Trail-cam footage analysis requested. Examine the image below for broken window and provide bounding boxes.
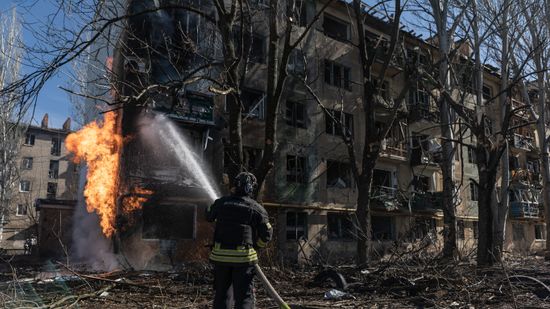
[143,203,197,239]
[225,89,266,119]
[21,157,33,170]
[19,180,30,192]
[51,137,61,156]
[324,60,351,90]
[406,48,427,66]
[371,216,394,240]
[49,160,59,179]
[288,49,306,76]
[243,147,262,172]
[16,204,27,216]
[250,34,265,64]
[292,0,308,27]
[457,220,465,239]
[326,160,352,188]
[325,109,353,137]
[512,224,524,241]
[467,147,476,164]
[408,87,430,107]
[285,101,306,128]
[413,175,430,192]
[535,224,545,240]
[527,159,540,175]
[47,182,57,199]
[327,213,354,240]
[286,211,307,240]
[323,14,350,41]
[373,169,392,187]
[473,221,478,239]
[412,217,436,240]
[287,155,307,184]
[470,182,479,201]
[24,133,35,146]
[482,84,492,100]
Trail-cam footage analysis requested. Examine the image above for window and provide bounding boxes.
[51,137,61,156]
[535,225,545,240]
[325,109,353,137]
[19,180,30,192]
[409,87,430,107]
[250,34,265,64]
[288,49,306,76]
[413,175,430,192]
[412,217,436,240]
[406,48,427,65]
[371,216,394,240]
[293,0,308,27]
[326,160,352,188]
[287,155,306,183]
[470,182,479,201]
[285,101,306,128]
[323,14,349,41]
[467,147,476,164]
[286,212,307,240]
[49,160,59,179]
[512,224,524,241]
[143,204,197,239]
[457,220,465,239]
[373,169,393,188]
[47,182,57,199]
[24,133,35,146]
[324,60,351,90]
[482,84,492,100]
[225,89,265,119]
[21,157,33,170]
[243,147,262,172]
[16,204,27,216]
[473,221,478,239]
[327,213,354,240]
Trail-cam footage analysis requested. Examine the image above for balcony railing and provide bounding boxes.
[407,106,440,123]
[381,139,407,158]
[372,185,397,199]
[410,192,443,212]
[510,201,540,218]
[509,133,533,150]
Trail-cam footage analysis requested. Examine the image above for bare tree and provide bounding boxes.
[0,8,23,242]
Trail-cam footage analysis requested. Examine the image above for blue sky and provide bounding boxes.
[0,1,72,129]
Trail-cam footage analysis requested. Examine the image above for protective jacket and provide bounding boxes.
[206,194,272,265]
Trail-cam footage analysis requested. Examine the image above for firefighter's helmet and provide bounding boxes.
[234,172,257,196]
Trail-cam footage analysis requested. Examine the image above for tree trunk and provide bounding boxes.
[440,97,457,259]
[356,166,374,265]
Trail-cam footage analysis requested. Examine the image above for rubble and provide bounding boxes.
[1,254,549,308]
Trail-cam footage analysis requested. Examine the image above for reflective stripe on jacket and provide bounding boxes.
[209,242,258,264]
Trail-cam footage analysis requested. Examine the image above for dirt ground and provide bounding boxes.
[1,255,549,308]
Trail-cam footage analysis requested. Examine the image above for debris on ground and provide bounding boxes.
[0,255,549,308]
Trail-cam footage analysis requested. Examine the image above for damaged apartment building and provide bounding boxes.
[85,0,546,266]
[0,115,79,255]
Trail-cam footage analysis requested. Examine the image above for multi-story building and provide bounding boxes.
[83,0,546,266]
[0,114,79,254]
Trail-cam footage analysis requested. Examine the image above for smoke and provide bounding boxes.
[71,165,119,271]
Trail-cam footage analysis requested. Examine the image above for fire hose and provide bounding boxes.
[254,263,291,309]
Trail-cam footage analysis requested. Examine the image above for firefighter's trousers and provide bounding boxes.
[213,264,256,309]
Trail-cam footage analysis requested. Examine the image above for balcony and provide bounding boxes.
[407,106,440,123]
[381,139,407,159]
[509,133,533,150]
[410,192,443,212]
[510,201,540,219]
[511,99,529,119]
[371,186,400,211]
[372,185,397,199]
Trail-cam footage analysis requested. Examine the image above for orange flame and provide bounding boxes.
[66,111,150,237]
[122,187,153,213]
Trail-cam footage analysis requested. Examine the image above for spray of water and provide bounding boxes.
[144,113,220,201]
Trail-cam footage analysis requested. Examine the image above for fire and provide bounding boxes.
[66,111,150,237]
[122,187,153,213]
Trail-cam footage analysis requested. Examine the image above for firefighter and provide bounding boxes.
[206,172,273,309]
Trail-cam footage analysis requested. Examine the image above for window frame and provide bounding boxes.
[322,13,350,42]
[325,109,353,138]
[24,133,35,146]
[286,211,308,240]
[470,182,479,201]
[21,157,33,170]
[286,155,307,184]
[327,212,354,240]
[324,60,352,91]
[16,204,27,216]
[47,182,58,199]
[326,160,353,188]
[285,100,307,129]
[19,180,31,192]
[51,137,61,156]
[535,224,545,240]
